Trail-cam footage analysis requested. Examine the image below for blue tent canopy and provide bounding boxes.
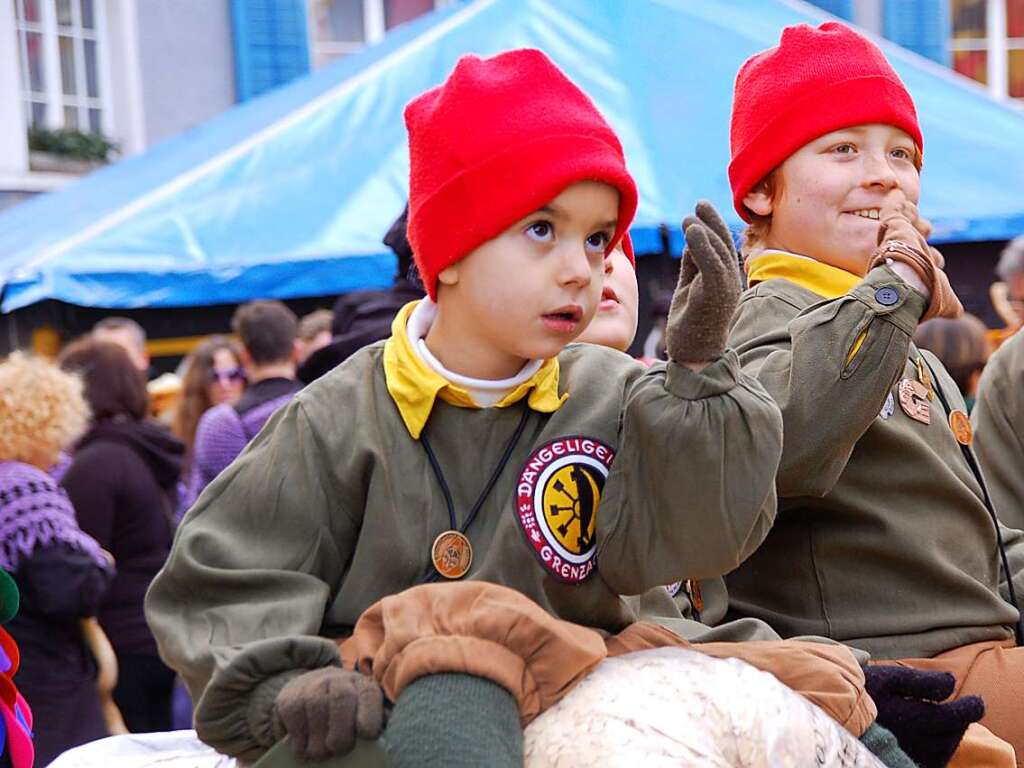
[2,0,1023,311]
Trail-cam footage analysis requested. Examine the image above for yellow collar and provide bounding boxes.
[383,300,568,439]
[747,250,860,299]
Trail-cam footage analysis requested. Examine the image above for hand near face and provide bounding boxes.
[910,214,946,269]
[871,190,963,320]
[877,189,930,255]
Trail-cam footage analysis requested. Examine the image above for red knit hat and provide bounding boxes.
[728,22,923,222]
[620,232,635,267]
[405,49,638,299]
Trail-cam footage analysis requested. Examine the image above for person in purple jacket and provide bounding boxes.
[186,301,304,508]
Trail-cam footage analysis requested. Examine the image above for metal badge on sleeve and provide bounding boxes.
[897,378,931,425]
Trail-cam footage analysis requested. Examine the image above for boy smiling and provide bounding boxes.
[722,22,1024,759]
[147,48,783,762]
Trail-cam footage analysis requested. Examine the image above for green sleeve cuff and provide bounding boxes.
[850,266,928,336]
[194,636,342,762]
[662,349,742,400]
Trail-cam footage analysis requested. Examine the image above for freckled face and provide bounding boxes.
[750,124,921,275]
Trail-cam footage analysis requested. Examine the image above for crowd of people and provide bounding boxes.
[0,195,439,765]
[4,18,1024,768]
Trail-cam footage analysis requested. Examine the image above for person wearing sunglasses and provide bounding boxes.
[172,337,246,483]
[186,301,304,507]
[208,361,247,393]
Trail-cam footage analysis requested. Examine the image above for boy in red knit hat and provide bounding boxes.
[147,48,784,764]
[720,21,1024,764]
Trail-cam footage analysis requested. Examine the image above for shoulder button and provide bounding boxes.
[875,287,900,306]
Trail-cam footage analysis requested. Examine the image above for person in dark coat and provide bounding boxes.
[0,352,115,765]
[58,339,184,734]
[298,204,424,383]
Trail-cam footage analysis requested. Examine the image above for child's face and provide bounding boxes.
[745,124,920,275]
[576,245,639,352]
[436,181,619,375]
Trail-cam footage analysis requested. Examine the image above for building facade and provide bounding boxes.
[0,0,451,209]
[812,0,1023,101]
[0,0,1018,210]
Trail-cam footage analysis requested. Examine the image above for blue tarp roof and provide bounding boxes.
[2,0,1024,311]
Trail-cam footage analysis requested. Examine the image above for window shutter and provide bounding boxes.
[883,0,951,65]
[231,0,311,102]
[808,0,855,21]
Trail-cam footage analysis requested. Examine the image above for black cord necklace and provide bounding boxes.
[420,405,531,581]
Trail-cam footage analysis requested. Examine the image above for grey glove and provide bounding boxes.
[664,201,743,364]
[272,666,385,762]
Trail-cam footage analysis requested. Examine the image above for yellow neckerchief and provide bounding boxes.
[747,250,860,300]
[383,300,568,439]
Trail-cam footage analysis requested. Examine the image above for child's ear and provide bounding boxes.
[437,264,459,287]
[743,183,774,217]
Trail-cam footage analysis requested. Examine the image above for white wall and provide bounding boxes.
[135,0,236,147]
[0,2,30,179]
[852,0,884,34]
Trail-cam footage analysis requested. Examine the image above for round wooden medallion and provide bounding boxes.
[949,409,973,446]
[431,530,473,579]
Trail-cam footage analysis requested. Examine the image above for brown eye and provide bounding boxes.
[526,221,554,242]
[586,232,610,252]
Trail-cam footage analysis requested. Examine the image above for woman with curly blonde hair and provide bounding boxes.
[0,352,115,764]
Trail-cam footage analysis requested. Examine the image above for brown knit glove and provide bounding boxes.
[272,666,385,761]
[869,197,962,322]
[664,201,743,364]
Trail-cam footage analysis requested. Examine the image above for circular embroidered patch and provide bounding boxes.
[516,436,615,583]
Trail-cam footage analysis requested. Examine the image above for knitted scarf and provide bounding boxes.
[0,460,110,573]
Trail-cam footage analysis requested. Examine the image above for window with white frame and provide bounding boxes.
[308,0,454,68]
[14,0,109,133]
[950,0,1024,99]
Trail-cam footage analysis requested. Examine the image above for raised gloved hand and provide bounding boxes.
[869,191,962,322]
[272,665,385,762]
[864,664,984,768]
[664,201,743,365]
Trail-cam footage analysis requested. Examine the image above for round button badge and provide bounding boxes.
[949,409,973,446]
[431,530,473,579]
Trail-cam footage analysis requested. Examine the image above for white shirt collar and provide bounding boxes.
[407,299,543,406]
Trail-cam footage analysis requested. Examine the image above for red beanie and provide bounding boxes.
[728,22,922,222]
[405,49,638,299]
[620,232,635,267]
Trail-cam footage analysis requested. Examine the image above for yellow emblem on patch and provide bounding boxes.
[541,463,602,555]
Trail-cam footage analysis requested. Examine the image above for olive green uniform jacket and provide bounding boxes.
[145,341,782,760]
[724,264,1024,661]
[973,329,1024,530]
